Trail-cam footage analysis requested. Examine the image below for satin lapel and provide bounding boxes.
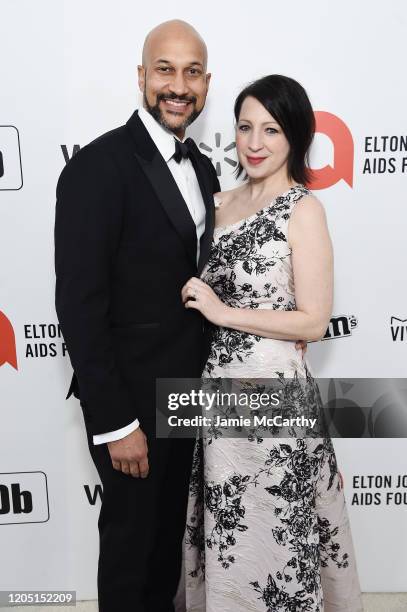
[134,150,197,265]
[127,111,197,266]
[188,142,215,276]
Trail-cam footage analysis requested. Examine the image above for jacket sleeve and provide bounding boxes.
[54,145,136,436]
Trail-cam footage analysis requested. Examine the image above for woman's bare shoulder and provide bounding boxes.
[214,186,244,208]
[292,192,327,222]
[288,192,330,246]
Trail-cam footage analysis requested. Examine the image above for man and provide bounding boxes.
[55,20,219,612]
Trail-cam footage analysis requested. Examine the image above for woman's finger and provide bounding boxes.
[185,299,200,311]
[181,284,195,302]
[189,286,200,300]
[181,279,196,296]
[191,278,207,290]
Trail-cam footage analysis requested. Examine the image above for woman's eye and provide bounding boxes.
[266,127,278,134]
[238,125,250,132]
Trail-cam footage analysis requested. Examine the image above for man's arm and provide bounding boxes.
[55,145,137,435]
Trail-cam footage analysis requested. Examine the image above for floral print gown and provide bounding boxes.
[184,185,363,612]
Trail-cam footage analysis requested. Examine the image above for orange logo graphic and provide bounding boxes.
[0,311,18,370]
[309,111,354,190]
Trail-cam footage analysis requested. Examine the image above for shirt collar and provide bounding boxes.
[138,106,183,163]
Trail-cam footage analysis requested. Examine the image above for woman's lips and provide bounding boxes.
[246,156,267,165]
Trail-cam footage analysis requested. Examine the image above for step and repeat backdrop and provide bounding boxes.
[1,0,406,600]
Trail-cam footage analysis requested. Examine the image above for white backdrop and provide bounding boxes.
[0,0,406,599]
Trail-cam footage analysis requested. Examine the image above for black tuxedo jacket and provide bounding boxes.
[55,110,220,436]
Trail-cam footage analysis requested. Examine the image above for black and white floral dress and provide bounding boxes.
[184,186,363,612]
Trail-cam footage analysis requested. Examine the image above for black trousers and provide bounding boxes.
[85,418,195,612]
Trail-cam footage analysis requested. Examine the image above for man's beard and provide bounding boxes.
[143,90,202,133]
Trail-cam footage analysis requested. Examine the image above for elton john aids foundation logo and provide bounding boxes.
[0,126,23,190]
[0,311,18,370]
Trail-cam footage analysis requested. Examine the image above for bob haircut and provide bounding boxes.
[234,74,315,184]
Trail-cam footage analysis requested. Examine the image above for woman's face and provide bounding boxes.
[235,96,291,181]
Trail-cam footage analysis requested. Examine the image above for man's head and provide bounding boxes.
[138,20,211,138]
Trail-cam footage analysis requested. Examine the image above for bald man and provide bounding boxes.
[55,20,219,612]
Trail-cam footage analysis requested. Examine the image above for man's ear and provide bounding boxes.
[137,65,145,93]
[205,72,212,90]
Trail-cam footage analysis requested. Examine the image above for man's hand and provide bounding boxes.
[295,339,307,357]
[107,427,149,478]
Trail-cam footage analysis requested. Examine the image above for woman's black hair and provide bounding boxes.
[234,74,315,184]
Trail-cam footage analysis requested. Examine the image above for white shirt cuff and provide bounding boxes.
[92,418,140,445]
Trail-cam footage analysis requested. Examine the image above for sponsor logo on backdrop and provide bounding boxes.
[0,311,18,370]
[61,144,80,164]
[309,111,354,190]
[390,316,406,341]
[1,316,69,365]
[84,484,103,505]
[24,323,68,358]
[322,315,358,340]
[363,135,407,175]
[352,474,407,507]
[0,126,23,190]
[199,133,237,177]
[0,472,49,524]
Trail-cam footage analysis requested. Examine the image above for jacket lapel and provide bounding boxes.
[126,111,197,266]
[187,139,215,275]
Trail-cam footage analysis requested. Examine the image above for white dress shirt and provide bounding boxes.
[93,107,207,445]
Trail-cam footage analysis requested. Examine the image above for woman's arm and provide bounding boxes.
[182,195,333,342]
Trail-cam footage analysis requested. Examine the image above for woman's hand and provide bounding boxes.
[182,277,229,326]
[295,340,307,357]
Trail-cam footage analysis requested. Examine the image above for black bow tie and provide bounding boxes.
[173,138,194,163]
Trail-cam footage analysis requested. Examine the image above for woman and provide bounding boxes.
[182,75,363,612]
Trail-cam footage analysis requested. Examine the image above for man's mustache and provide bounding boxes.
[157,93,197,104]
